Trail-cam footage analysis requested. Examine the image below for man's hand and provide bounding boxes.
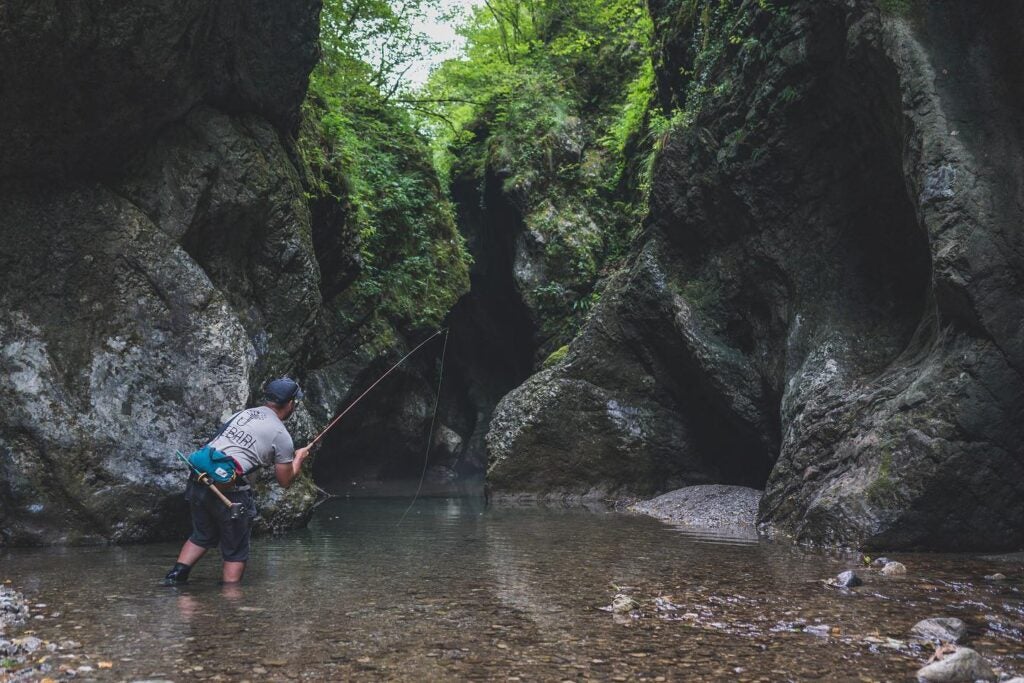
[276,446,312,489]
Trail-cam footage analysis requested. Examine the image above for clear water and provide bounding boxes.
[2,497,1022,681]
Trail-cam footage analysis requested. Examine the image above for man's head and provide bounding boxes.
[263,377,303,419]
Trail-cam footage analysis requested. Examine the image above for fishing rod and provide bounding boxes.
[307,327,449,449]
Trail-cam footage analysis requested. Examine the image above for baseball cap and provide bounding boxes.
[264,377,303,404]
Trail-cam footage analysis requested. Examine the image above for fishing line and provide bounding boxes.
[307,327,448,449]
[397,327,450,526]
[310,483,334,511]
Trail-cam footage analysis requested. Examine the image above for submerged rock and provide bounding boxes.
[832,571,863,588]
[610,594,639,614]
[881,561,908,577]
[915,646,995,682]
[11,636,42,654]
[910,618,967,644]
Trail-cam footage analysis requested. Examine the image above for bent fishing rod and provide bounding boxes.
[306,327,449,450]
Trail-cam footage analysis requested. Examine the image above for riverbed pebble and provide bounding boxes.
[882,561,907,576]
[610,594,638,613]
[910,618,967,644]
[0,586,29,633]
[984,573,1007,581]
[833,570,863,587]
[915,646,996,682]
[804,624,831,637]
[12,636,43,653]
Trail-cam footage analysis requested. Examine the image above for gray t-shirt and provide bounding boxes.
[209,406,295,474]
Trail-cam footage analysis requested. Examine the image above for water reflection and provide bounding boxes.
[1,498,1021,680]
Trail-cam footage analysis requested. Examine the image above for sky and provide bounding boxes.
[404,0,482,87]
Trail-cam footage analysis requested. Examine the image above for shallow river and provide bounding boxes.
[2,497,1022,681]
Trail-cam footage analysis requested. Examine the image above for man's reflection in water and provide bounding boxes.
[220,582,244,601]
[174,583,243,623]
[176,593,200,622]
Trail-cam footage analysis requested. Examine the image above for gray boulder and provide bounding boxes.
[915,647,995,682]
[882,561,908,577]
[0,1,322,544]
[910,618,967,644]
[833,570,863,588]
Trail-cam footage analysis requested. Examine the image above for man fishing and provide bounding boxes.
[162,377,311,585]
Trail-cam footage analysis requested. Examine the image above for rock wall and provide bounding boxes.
[487,0,1024,550]
[0,1,322,544]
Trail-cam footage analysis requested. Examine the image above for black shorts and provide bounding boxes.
[185,480,256,562]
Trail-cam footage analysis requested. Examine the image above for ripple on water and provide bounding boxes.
[0,497,1021,681]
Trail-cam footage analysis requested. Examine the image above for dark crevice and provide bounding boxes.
[439,170,539,474]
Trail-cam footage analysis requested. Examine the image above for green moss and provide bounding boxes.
[866,450,900,508]
[681,277,721,311]
[878,0,914,16]
[543,345,570,369]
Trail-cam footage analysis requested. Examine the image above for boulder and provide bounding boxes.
[882,562,908,577]
[915,647,995,682]
[0,1,322,544]
[910,618,967,644]
[833,570,863,588]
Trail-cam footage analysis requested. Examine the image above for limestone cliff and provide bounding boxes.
[0,1,325,544]
[486,0,1024,550]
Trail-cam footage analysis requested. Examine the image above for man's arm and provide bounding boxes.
[275,446,310,488]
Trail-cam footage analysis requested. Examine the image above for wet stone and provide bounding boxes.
[881,561,907,576]
[910,618,967,644]
[12,636,43,653]
[834,570,863,587]
[915,647,996,682]
[984,573,1006,581]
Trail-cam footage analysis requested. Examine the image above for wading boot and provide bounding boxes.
[161,562,192,586]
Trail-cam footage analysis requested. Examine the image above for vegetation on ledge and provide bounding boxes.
[418,0,660,355]
[297,0,471,341]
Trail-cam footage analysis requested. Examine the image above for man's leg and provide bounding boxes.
[222,561,246,583]
[219,490,252,584]
[163,482,218,585]
[178,540,208,565]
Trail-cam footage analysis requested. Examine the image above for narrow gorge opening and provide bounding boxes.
[310,169,538,494]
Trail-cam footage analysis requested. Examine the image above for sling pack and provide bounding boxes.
[185,411,244,485]
[186,445,241,485]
